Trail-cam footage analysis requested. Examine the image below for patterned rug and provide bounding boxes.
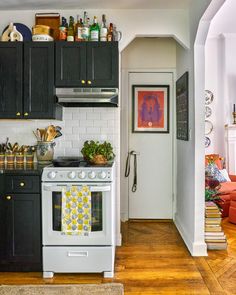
[0,284,124,295]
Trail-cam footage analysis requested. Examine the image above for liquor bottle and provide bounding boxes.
[90,16,100,41]
[75,15,83,41]
[107,23,114,42]
[59,17,68,41]
[67,16,75,41]
[82,11,89,41]
[100,14,108,42]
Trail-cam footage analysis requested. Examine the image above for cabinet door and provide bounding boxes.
[0,193,41,271]
[24,42,57,119]
[86,42,118,87]
[0,43,23,118]
[55,42,86,87]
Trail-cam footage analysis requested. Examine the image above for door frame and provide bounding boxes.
[120,68,177,221]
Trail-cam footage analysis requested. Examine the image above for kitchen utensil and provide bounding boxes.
[2,23,32,41]
[205,120,213,135]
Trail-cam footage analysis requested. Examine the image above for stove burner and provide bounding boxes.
[52,157,114,168]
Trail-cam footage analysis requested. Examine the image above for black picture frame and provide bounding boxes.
[176,72,189,141]
[132,84,170,133]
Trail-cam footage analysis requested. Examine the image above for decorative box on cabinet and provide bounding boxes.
[0,42,62,120]
[55,41,118,88]
[0,174,42,271]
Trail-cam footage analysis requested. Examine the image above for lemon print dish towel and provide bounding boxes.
[61,185,91,236]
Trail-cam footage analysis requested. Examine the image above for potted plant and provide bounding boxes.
[81,140,115,165]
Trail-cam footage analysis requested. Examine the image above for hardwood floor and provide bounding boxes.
[0,219,236,294]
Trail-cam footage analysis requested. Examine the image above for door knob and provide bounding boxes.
[81,80,85,84]
[16,112,21,116]
[20,182,25,187]
[6,196,12,200]
[24,112,29,116]
[87,80,92,85]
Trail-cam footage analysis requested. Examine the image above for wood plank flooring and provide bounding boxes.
[0,219,236,294]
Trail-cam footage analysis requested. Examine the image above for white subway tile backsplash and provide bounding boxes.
[87,113,101,120]
[86,127,100,134]
[0,107,119,161]
[79,120,93,127]
[72,127,87,134]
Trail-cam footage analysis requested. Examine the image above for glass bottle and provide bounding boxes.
[107,23,114,42]
[67,16,75,42]
[82,11,89,41]
[75,15,83,41]
[100,14,108,42]
[59,17,68,41]
[90,16,100,41]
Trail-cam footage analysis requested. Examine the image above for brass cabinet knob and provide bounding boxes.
[87,80,92,85]
[6,196,12,200]
[24,112,29,116]
[81,80,85,84]
[20,182,25,187]
[16,112,21,116]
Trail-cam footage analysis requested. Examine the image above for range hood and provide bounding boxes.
[56,88,118,107]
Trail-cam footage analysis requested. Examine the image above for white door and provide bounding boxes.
[128,72,173,219]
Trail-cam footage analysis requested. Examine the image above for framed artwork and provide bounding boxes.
[132,85,170,133]
[176,72,189,141]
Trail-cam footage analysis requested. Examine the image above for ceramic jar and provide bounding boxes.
[36,141,55,163]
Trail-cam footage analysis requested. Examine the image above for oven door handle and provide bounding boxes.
[43,185,111,192]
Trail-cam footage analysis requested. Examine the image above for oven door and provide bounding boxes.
[42,182,113,246]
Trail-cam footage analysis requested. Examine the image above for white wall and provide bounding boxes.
[120,37,176,220]
[175,0,215,256]
[205,0,236,157]
[0,9,189,50]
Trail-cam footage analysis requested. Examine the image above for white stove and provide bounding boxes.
[41,157,116,279]
[42,166,113,182]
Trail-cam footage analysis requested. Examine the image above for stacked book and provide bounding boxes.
[205,201,227,250]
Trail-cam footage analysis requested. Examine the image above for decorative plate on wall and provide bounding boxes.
[205,136,211,148]
[205,90,214,105]
[205,106,212,118]
[205,120,213,135]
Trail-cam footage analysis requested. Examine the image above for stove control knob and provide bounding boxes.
[98,171,107,179]
[88,171,96,179]
[78,171,86,179]
[68,171,76,179]
[48,171,56,179]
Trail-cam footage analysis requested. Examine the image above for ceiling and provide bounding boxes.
[0,0,192,10]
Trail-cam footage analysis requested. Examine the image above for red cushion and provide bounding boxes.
[205,154,223,170]
[229,205,236,224]
[219,194,231,201]
[230,192,236,201]
[219,182,236,194]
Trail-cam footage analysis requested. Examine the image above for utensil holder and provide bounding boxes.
[25,153,34,164]
[36,141,55,163]
[15,153,24,165]
[0,154,5,165]
[6,153,15,165]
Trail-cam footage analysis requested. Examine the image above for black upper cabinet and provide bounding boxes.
[24,42,60,119]
[55,42,118,88]
[0,43,23,119]
[0,42,62,120]
[55,42,86,87]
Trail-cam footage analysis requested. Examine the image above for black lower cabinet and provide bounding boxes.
[0,175,42,271]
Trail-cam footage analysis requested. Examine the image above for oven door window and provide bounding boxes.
[52,191,103,232]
